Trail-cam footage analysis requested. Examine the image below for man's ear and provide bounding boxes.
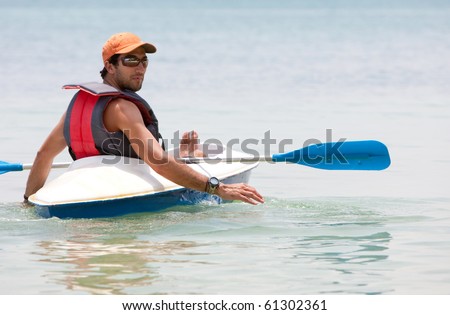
[105,61,116,74]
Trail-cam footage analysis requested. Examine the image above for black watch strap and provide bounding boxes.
[205,177,220,195]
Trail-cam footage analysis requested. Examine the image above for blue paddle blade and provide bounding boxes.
[272,140,390,170]
[0,161,24,174]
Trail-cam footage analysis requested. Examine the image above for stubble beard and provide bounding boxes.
[116,72,143,92]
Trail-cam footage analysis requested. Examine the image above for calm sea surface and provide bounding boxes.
[1,0,450,295]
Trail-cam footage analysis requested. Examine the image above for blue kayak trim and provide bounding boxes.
[34,170,251,219]
[35,188,219,219]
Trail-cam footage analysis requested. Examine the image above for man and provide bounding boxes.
[24,32,264,205]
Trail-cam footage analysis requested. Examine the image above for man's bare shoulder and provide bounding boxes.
[104,97,144,131]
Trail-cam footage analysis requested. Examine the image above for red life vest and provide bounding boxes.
[63,82,163,160]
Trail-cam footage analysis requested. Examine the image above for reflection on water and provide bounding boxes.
[30,199,395,294]
[31,227,393,294]
[294,232,391,265]
[34,235,197,294]
[273,198,393,267]
[263,198,395,294]
[288,231,392,294]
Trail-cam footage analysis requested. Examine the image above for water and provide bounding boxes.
[1,0,450,295]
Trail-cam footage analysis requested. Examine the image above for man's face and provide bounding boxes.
[113,47,148,92]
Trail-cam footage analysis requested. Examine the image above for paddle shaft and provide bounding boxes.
[2,162,72,172]
[1,140,390,173]
[23,162,72,170]
[182,156,274,164]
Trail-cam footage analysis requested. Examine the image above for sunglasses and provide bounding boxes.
[120,55,149,68]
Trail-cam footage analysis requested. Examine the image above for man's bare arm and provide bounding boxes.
[24,113,67,199]
[105,99,264,204]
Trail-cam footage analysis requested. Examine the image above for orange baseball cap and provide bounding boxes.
[102,32,157,63]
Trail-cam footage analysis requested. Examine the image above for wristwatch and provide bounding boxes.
[205,177,220,195]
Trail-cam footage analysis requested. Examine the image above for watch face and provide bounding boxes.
[210,177,220,186]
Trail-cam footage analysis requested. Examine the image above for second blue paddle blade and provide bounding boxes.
[0,161,24,174]
[272,140,391,170]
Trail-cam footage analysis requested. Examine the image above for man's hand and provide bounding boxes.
[180,130,205,158]
[216,183,264,205]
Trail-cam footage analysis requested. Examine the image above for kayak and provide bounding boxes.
[29,144,259,219]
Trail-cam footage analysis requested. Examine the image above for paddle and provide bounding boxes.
[183,140,390,170]
[0,161,71,175]
[0,140,390,174]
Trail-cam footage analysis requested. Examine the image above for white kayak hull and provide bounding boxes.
[29,146,258,219]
